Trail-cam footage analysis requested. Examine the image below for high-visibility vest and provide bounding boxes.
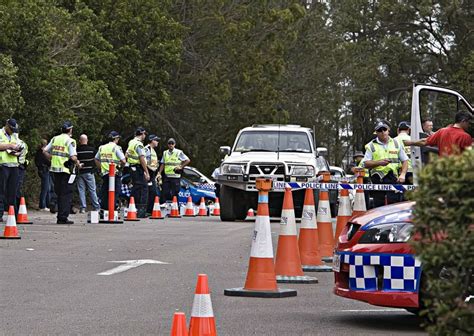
[395,132,412,172]
[0,128,20,166]
[365,138,401,178]
[98,142,121,176]
[163,149,182,178]
[126,138,143,165]
[50,133,75,174]
[145,145,159,171]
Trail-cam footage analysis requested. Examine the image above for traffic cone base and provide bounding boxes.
[99,210,124,224]
[224,286,297,298]
[1,206,21,239]
[17,197,33,224]
[302,264,333,272]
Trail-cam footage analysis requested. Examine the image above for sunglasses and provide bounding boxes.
[376,128,388,132]
[168,142,175,145]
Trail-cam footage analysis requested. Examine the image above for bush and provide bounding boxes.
[411,149,474,335]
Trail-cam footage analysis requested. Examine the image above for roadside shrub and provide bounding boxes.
[411,149,474,335]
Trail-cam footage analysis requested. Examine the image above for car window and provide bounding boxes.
[234,131,312,153]
[182,169,202,184]
[316,157,329,172]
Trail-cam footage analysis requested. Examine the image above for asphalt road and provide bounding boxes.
[1,211,426,335]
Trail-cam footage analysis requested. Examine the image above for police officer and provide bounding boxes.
[145,134,160,213]
[95,131,126,211]
[126,127,149,217]
[0,119,22,220]
[158,138,190,202]
[394,121,413,185]
[361,120,408,208]
[44,121,80,224]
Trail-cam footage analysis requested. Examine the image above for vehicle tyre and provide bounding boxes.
[220,185,236,221]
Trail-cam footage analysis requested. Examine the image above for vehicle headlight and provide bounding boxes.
[359,223,413,243]
[290,165,315,176]
[221,164,245,174]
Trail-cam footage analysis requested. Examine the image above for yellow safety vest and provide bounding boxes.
[145,145,159,171]
[50,133,76,174]
[163,149,182,178]
[366,138,401,178]
[0,128,19,166]
[394,132,412,172]
[98,142,121,176]
[126,138,143,165]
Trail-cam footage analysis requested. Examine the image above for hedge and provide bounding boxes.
[411,149,474,335]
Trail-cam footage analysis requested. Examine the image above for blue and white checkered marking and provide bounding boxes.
[339,252,421,292]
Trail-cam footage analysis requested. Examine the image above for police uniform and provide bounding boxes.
[0,119,21,219]
[362,121,408,208]
[45,122,77,224]
[145,134,160,213]
[96,131,125,210]
[160,138,189,202]
[126,128,148,216]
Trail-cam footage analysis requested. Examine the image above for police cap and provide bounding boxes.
[148,134,160,142]
[6,118,18,132]
[135,127,146,135]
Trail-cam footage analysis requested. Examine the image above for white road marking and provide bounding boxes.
[97,259,171,276]
[339,309,406,312]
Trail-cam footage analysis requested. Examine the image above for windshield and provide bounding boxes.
[234,131,312,153]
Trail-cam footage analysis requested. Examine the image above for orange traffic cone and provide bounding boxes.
[275,188,318,283]
[17,197,33,224]
[197,198,207,216]
[169,196,181,218]
[352,168,367,217]
[184,196,195,217]
[1,206,21,239]
[171,312,188,336]
[124,196,140,221]
[224,178,297,298]
[335,187,352,241]
[211,198,220,216]
[317,171,334,261]
[246,208,255,219]
[189,274,216,336]
[299,188,332,272]
[149,196,164,219]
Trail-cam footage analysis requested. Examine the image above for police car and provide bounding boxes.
[333,201,422,311]
[178,166,216,205]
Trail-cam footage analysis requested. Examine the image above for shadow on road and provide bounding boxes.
[333,313,425,334]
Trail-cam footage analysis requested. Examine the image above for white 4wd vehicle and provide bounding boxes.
[217,124,331,221]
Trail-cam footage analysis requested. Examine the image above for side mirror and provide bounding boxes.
[199,177,207,183]
[316,147,328,156]
[219,146,231,156]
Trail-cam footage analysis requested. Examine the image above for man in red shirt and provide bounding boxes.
[412,111,472,156]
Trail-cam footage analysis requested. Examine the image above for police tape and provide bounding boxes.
[272,181,416,192]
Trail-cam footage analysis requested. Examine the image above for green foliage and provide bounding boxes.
[0,54,24,117]
[410,150,474,335]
